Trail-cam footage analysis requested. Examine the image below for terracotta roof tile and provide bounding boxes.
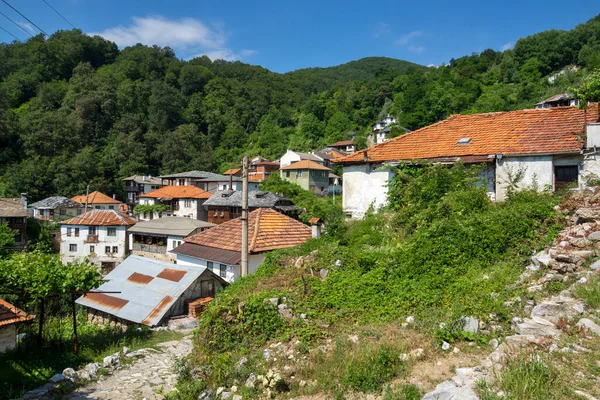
[280,160,332,171]
[140,185,212,199]
[330,140,354,146]
[180,208,312,256]
[62,210,137,226]
[0,298,34,327]
[335,104,600,165]
[72,191,122,205]
[223,168,241,175]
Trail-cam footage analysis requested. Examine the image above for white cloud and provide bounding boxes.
[396,30,425,53]
[90,16,256,61]
[373,22,391,38]
[17,21,36,34]
[501,41,514,51]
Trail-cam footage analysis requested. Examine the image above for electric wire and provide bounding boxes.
[0,9,32,37]
[41,0,75,29]
[1,0,48,36]
[0,23,19,40]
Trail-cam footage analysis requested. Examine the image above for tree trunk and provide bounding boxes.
[37,298,45,348]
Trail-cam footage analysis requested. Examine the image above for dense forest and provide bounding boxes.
[0,14,599,202]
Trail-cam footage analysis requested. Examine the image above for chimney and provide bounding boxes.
[113,194,116,199]
[309,217,322,239]
[20,193,27,209]
[363,150,369,163]
[586,123,600,149]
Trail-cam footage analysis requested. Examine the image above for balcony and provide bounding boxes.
[133,243,167,254]
[85,234,99,243]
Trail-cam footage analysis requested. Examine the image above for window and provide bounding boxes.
[285,171,290,178]
[60,209,66,216]
[178,179,185,186]
[90,245,95,253]
[95,205,101,209]
[555,165,579,191]
[108,205,114,210]
[112,246,118,253]
[105,246,111,254]
[207,261,214,271]
[220,264,227,278]
[296,171,303,178]
[67,227,72,237]
[69,244,77,252]
[151,185,159,189]
[74,228,79,237]
[184,199,192,208]
[107,228,116,236]
[89,226,97,235]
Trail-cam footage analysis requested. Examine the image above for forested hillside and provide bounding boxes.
[0,14,599,202]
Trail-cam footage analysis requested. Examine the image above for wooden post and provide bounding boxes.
[37,298,44,348]
[72,293,78,353]
[241,156,249,277]
[85,180,92,213]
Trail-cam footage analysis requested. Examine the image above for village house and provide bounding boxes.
[71,191,126,212]
[122,175,163,209]
[0,299,34,352]
[202,190,301,224]
[159,171,260,193]
[29,196,82,221]
[280,160,332,196]
[279,150,327,168]
[0,197,28,249]
[534,93,579,109]
[336,104,600,218]
[76,255,227,327]
[128,217,215,261]
[249,159,280,182]
[328,139,356,154]
[60,210,137,272]
[137,186,212,221]
[173,208,312,282]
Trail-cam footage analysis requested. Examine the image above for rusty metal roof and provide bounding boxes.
[61,210,136,226]
[76,255,227,326]
[0,298,34,327]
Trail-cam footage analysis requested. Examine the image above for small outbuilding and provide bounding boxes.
[76,255,227,327]
[0,299,34,352]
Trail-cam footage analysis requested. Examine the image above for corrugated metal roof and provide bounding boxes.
[122,175,163,185]
[76,255,227,326]
[128,217,215,236]
[61,210,136,226]
[172,243,242,265]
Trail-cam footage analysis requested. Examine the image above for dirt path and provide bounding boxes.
[67,335,193,400]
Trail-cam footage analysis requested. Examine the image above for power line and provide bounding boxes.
[0,23,19,41]
[1,0,48,36]
[41,0,75,29]
[0,10,32,37]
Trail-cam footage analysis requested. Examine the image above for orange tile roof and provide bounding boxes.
[327,149,347,159]
[72,191,123,205]
[330,139,354,146]
[223,168,241,176]
[140,185,212,199]
[0,298,34,327]
[183,208,312,254]
[62,210,137,226]
[335,104,600,165]
[280,160,332,171]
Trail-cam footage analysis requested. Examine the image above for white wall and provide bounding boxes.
[60,224,128,266]
[0,324,16,352]
[87,203,121,211]
[138,198,204,220]
[583,151,600,185]
[280,150,301,168]
[342,164,395,218]
[176,252,266,283]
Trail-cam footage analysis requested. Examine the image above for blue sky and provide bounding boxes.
[0,0,599,73]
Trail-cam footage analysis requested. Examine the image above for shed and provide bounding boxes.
[76,255,227,327]
[0,299,34,352]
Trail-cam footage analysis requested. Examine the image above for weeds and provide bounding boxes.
[574,274,600,308]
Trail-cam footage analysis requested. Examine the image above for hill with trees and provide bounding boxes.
[0,14,599,201]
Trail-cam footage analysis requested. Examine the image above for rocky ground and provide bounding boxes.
[22,333,192,400]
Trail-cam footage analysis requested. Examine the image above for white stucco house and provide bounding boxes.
[29,196,83,221]
[71,191,126,212]
[279,150,326,168]
[60,210,137,272]
[137,185,212,221]
[159,171,259,193]
[336,104,600,218]
[172,208,313,283]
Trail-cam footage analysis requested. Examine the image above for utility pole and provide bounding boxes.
[241,156,249,277]
[85,180,93,213]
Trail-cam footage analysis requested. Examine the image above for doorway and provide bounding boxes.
[554,165,578,191]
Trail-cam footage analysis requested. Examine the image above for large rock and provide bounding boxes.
[588,231,600,241]
[576,318,600,335]
[530,297,584,324]
[514,317,562,337]
[460,316,479,333]
[576,208,600,222]
[422,380,479,400]
[532,251,553,267]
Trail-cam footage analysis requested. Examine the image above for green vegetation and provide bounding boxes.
[133,203,168,215]
[1,14,600,201]
[573,274,600,308]
[0,222,17,255]
[178,164,562,397]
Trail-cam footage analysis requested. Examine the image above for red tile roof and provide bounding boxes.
[330,139,354,146]
[0,299,34,327]
[72,191,122,205]
[335,104,600,165]
[223,168,241,176]
[62,210,137,226]
[180,208,312,255]
[140,185,212,199]
[280,160,332,171]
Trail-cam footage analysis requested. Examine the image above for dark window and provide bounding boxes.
[89,226,97,235]
[108,205,114,210]
[105,246,111,254]
[220,264,226,278]
[74,228,79,237]
[67,227,72,237]
[60,209,66,216]
[69,244,77,252]
[107,227,116,236]
[90,245,95,253]
[112,246,118,253]
[555,165,578,190]
[207,261,213,270]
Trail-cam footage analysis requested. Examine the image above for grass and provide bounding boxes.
[0,313,183,400]
[573,274,600,308]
